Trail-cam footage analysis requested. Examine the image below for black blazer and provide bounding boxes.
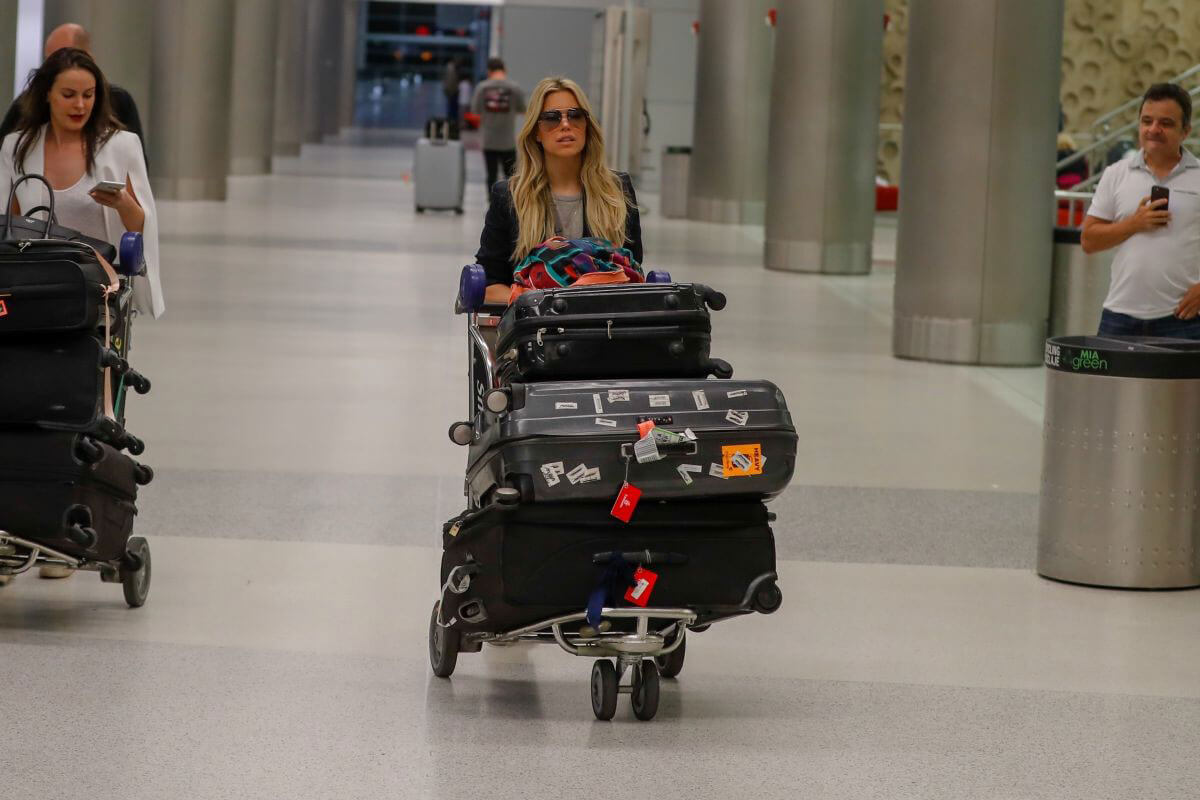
[475,171,643,286]
[0,84,147,168]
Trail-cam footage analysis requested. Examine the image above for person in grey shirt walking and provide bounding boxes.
[470,58,526,193]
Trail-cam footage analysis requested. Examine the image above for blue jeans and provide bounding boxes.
[1097,308,1200,339]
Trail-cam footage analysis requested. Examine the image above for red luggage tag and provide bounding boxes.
[611,482,642,522]
[637,420,656,438]
[0,299,7,317]
[624,566,658,607]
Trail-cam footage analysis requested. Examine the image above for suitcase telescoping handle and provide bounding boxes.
[3,174,57,241]
[592,550,689,567]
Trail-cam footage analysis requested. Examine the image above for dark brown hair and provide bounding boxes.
[14,47,120,175]
[1141,82,1192,129]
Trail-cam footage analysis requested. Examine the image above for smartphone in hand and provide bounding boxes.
[1151,185,1169,209]
[90,180,124,194]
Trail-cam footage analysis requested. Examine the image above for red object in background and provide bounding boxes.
[463,112,481,130]
[415,24,431,36]
[766,8,777,27]
[691,20,700,36]
[1056,200,1086,227]
[0,299,8,317]
[884,13,891,31]
[875,184,899,212]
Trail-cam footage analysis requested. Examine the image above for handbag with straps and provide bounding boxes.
[2,172,118,263]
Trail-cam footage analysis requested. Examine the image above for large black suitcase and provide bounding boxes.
[466,378,797,506]
[494,283,732,383]
[0,430,150,561]
[440,499,779,634]
[0,332,126,434]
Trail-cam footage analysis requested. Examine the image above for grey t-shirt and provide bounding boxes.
[470,77,527,151]
[553,194,584,240]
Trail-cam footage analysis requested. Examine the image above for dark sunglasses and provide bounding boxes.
[537,108,588,128]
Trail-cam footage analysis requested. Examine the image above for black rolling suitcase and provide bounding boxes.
[0,429,151,561]
[494,283,733,383]
[0,332,141,442]
[440,499,779,634]
[0,238,119,334]
[466,378,797,506]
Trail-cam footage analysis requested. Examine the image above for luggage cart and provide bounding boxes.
[0,232,153,607]
[431,266,783,721]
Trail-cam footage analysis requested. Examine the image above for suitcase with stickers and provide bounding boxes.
[494,283,733,384]
[465,378,797,507]
[439,498,780,635]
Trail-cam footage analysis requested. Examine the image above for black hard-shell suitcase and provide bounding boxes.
[440,499,778,634]
[494,283,733,383]
[0,429,150,561]
[466,378,797,506]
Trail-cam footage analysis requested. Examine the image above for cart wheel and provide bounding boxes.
[590,659,618,720]
[630,659,660,721]
[121,536,151,608]
[655,636,686,679]
[429,601,459,678]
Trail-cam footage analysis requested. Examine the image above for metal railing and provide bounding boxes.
[1055,189,1093,230]
[1090,63,1200,135]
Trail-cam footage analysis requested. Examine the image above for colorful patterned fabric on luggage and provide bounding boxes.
[513,236,643,289]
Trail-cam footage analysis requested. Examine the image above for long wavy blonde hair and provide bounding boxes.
[509,76,629,262]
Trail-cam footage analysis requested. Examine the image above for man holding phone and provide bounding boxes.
[1082,82,1200,337]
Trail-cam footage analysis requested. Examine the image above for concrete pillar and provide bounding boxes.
[892,0,1063,365]
[43,0,154,128]
[764,0,883,275]
[687,0,772,225]
[1,3,18,109]
[302,0,345,145]
[273,0,307,158]
[149,0,235,200]
[336,0,359,133]
[229,0,280,175]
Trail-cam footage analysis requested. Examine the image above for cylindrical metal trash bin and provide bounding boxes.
[1050,227,1112,337]
[1038,336,1200,588]
[660,146,690,219]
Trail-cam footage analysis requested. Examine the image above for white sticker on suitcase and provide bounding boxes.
[567,463,602,485]
[595,417,618,427]
[541,461,566,487]
[692,389,709,410]
[607,389,630,402]
[727,389,749,398]
[555,401,578,411]
[677,463,703,485]
[725,409,750,426]
[708,463,727,479]
[730,451,753,472]
[683,428,698,441]
[592,393,604,414]
[649,394,671,408]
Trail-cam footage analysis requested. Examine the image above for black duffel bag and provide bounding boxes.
[0,173,120,334]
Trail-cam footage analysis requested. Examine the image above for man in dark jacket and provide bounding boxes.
[0,23,146,164]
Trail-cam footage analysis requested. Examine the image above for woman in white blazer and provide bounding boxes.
[0,47,163,318]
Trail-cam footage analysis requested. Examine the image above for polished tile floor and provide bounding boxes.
[2,138,1198,800]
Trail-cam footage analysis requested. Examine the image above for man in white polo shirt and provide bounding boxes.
[1083,83,1200,338]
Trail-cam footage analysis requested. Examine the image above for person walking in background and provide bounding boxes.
[470,58,526,193]
[442,58,461,123]
[1082,82,1200,338]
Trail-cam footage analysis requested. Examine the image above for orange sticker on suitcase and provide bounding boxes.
[721,444,763,477]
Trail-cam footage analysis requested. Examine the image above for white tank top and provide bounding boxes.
[52,174,108,242]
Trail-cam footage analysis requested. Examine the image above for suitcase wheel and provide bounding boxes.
[654,636,686,679]
[134,463,154,486]
[121,536,151,608]
[448,421,474,446]
[695,284,727,311]
[630,660,661,721]
[708,358,734,380]
[751,580,783,615]
[455,208,464,215]
[590,659,618,720]
[416,206,425,214]
[122,433,146,456]
[128,370,152,395]
[74,436,104,464]
[429,601,460,678]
